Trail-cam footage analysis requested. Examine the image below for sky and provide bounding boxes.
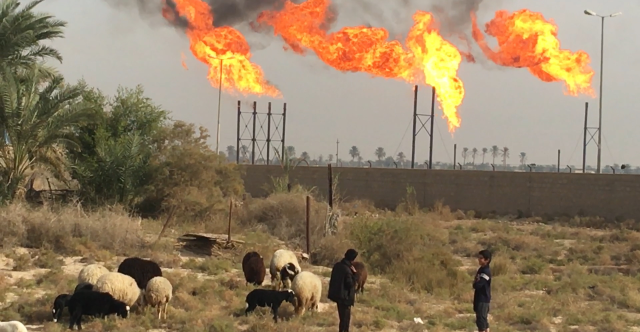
[38,0,640,167]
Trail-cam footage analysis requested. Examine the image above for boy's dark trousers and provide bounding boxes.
[337,302,351,332]
[474,302,490,331]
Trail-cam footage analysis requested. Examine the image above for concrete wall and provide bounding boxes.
[240,165,640,220]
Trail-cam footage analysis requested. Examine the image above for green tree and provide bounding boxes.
[0,0,66,75]
[501,147,510,167]
[0,66,100,200]
[396,152,406,165]
[139,121,243,219]
[349,146,360,161]
[471,148,478,165]
[286,146,296,158]
[491,145,499,164]
[462,147,468,165]
[300,151,310,160]
[519,152,527,168]
[70,85,168,206]
[226,145,236,162]
[375,147,386,161]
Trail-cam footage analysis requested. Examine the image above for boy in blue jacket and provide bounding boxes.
[473,249,492,332]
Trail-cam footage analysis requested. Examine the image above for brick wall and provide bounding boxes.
[240,165,640,220]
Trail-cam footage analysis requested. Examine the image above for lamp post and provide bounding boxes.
[213,56,236,155]
[583,9,621,173]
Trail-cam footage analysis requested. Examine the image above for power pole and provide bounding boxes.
[336,139,339,166]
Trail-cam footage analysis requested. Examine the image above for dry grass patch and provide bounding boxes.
[0,203,145,256]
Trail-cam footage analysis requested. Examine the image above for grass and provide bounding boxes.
[0,195,640,331]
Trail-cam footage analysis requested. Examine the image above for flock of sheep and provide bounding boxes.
[0,248,368,331]
[242,248,367,323]
[52,256,170,330]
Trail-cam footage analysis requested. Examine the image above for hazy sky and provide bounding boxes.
[38,0,639,167]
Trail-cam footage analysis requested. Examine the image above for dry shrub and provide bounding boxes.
[239,193,326,249]
[430,200,455,221]
[347,216,468,296]
[311,233,354,267]
[337,199,378,217]
[0,203,144,256]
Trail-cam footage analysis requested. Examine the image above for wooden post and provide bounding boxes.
[153,206,177,247]
[328,164,333,209]
[306,195,311,255]
[227,198,233,242]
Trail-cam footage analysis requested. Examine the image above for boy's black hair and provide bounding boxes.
[478,249,492,263]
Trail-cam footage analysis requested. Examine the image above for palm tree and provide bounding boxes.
[519,152,527,168]
[396,152,406,166]
[462,147,468,165]
[500,147,510,167]
[0,0,67,75]
[375,147,386,161]
[349,146,360,161]
[300,151,310,160]
[482,147,488,164]
[491,145,499,164]
[471,148,478,165]
[0,66,100,199]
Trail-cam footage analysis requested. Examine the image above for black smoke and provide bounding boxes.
[103,0,302,29]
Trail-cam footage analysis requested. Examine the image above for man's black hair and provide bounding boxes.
[478,249,492,263]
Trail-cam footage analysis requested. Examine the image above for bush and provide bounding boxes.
[0,203,144,256]
[346,216,468,296]
[239,193,327,250]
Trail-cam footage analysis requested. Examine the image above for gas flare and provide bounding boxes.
[257,0,464,132]
[162,0,280,97]
[471,9,594,96]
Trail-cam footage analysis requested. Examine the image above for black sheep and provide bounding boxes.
[74,282,94,293]
[51,283,97,323]
[117,257,162,290]
[242,251,265,286]
[279,262,298,289]
[52,294,71,322]
[67,290,129,330]
[245,288,295,323]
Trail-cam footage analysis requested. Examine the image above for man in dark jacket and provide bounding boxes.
[328,248,358,332]
[473,249,492,332]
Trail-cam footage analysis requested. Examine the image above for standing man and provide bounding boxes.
[473,249,492,332]
[328,248,358,332]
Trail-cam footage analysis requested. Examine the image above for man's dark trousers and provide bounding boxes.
[337,302,351,332]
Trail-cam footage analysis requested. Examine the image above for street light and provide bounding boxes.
[213,56,235,155]
[584,9,621,173]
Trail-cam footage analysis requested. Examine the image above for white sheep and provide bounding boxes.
[141,276,172,320]
[0,321,28,332]
[290,271,322,316]
[77,264,109,285]
[94,272,141,307]
[269,249,301,290]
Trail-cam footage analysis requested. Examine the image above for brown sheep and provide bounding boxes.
[352,261,368,295]
[242,251,266,286]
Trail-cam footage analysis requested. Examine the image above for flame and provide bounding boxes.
[257,0,464,132]
[162,0,280,97]
[471,9,594,96]
[181,52,188,70]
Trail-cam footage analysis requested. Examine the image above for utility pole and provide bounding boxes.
[336,139,339,166]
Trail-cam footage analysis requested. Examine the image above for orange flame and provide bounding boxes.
[471,9,594,96]
[181,52,188,70]
[257,0,464,132]
[162,0,280,97]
